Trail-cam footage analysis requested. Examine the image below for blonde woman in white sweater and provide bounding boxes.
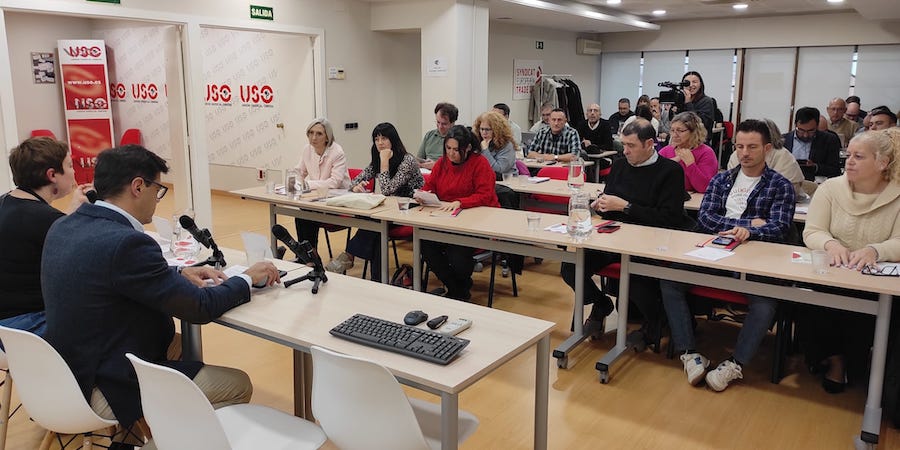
[802,128,900,394]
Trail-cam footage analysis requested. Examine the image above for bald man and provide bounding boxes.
[576,103,614,154]
[826,97,857,147]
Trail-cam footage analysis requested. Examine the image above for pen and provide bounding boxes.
[451,207,462,217]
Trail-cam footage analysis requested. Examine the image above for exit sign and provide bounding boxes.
[250,5,274,20]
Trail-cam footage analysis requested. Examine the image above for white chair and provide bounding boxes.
[0,350,11,450]
[310,345,479,450]
[125,353,326,450]
[0,326,118,450]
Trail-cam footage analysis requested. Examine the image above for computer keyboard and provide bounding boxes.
[330,313,470,365]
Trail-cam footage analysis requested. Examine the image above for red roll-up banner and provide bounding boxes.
[58,40,115,184]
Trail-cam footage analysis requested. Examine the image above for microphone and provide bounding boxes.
[179,215,214,249]
[272,224,311,264]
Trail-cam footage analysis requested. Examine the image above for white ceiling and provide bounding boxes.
[364,0,900,34]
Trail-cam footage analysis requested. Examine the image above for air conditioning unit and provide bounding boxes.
[576,38,602,56]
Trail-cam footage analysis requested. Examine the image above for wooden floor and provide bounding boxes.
[11,189,899,449]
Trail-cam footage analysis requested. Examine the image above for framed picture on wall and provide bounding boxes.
[32,52,56,84]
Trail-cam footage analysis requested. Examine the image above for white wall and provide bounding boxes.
[488,21,600,130]
[596,12,900,52]
[5,12,93,140]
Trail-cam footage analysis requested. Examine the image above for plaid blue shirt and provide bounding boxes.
[697,166,796,243]
[525,124,582,156]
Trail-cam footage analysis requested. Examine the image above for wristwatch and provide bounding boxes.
[623,202,632,214]
[554,154,559,161]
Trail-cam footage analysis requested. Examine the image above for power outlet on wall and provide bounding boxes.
[344,122,358,130]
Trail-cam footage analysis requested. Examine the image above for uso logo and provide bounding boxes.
[109,83,127,100]
[240,85,274,105]
[63,46,102,58]
[131,83,159,101]
[206,84,232,103]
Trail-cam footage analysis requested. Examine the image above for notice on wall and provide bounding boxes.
[58,39,115,183]
[425,56,448,77]
[513,59,542,100]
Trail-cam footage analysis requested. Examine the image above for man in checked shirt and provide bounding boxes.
[661,118,796,393]
[525,108,582,163]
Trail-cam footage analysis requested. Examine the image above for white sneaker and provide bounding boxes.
[706,360,743,392]
[680,352,710,386]
[325,252,354,273]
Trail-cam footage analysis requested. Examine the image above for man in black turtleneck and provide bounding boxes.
[561,118,690,346]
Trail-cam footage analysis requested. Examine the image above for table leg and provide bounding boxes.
[180,322,203,362]
[380,220,390,283]
[595,255,631,383]
[413,230,422,292]
[269,203,277,254]
[860,293,892,445]
[441,392,459,450]
[552,248,588,368]
[535,336,549,450]
[293,350,315,421]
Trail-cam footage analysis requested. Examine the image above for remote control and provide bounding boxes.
[438,318,472,336]
[426,315,448,329]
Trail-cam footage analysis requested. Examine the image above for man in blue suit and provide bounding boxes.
[42,146,280,447]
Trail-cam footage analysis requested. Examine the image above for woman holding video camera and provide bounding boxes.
[681,71,717,143]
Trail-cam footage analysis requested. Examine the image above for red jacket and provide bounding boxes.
[423,154,500,208]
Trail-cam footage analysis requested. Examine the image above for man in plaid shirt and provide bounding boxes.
[525,108,582,163]
[661,119,796,393]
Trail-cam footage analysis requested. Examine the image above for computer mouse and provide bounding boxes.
[404,310,428,326]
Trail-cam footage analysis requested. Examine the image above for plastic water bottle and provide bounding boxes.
[567,191,592,243]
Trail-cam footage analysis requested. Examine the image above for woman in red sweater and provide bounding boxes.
[415,125,499,301]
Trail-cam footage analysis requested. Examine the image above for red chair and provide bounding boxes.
[348,168,374,192]
[120,128,143,146]
[525,166,570,215]
[30,129,56,139]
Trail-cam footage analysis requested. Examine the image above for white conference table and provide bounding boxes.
[231,186,394,282]
[373,205,598,368]
[496,179,604,213]
[211,251,554,450]
[582,223,898,448]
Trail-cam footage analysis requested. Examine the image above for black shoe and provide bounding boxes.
[822,376,847,394]
[627,329,648,352]
[108,443,135,450]
[429,286,447,296]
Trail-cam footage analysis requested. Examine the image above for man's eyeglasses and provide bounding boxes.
[795,126,817,136]
[142,178,168,201]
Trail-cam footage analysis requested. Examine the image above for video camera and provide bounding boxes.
[658,80,690,106]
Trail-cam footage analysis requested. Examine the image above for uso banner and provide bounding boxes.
[58,39,115,183]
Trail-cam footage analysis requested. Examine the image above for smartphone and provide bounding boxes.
[711,236,735,246]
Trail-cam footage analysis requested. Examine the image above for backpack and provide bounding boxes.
[390,264,414,289]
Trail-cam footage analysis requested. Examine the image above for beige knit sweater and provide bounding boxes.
[803,175,900,262]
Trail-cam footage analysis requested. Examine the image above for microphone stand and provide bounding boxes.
[191,229,227,269]
[284,241,328,294]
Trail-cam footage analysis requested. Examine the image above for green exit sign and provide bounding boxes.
[250,5,274,20]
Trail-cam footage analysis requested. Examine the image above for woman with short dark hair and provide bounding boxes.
[0,137,91,336]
